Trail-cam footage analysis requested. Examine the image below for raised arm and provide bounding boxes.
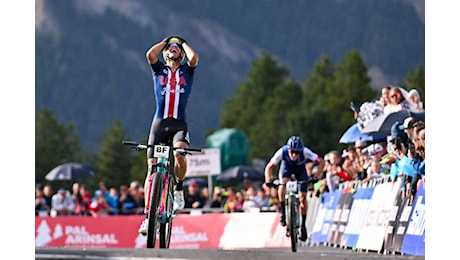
[181,42,199,68]
[146,37,169,64]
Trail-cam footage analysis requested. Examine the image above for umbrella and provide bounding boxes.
[45,162,96,181]
[339,123,385,144]
[216,165,264,186]
[360,110,425,136]
[183,177,208,188]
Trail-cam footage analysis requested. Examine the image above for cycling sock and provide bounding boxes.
[302,214,306,228]
[175,180,183,191]
[280,201,285,215]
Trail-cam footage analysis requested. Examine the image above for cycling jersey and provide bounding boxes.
[150,60,195,121]
[267,145,321,189]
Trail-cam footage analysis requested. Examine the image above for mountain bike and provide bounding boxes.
[267,177,312,252]
[122,140,202,248]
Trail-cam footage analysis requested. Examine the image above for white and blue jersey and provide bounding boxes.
[267,145,321,184]
[150,60,195,121]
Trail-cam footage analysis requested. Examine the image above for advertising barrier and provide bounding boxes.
[35,179,425,256]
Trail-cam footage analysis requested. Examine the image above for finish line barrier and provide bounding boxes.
[35,177,425,256]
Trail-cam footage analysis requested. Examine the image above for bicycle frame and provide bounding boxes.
[122,140,202,249]
[285,180,301,252]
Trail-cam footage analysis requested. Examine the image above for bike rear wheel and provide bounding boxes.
[288,196,298,252]
[147,170,162,248]
[159,175,175,248]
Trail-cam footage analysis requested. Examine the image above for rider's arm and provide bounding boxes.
[264,148,283,182]
[182,42,199,68]
[146,40,168,64]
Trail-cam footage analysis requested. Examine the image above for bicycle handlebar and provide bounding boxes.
[122,140,203,154]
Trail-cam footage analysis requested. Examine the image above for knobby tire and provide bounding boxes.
[159,175,175,248]
[289,196,298,252]
[147,170,162,248]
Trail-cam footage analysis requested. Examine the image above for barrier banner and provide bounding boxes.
[35,216,142,248]
[306,195,321,237]
[328,189,354,246]
[401,181,425,256]
[341,187,374,248]
[356,182,399,251]
[35,214,230,249]
[383,188,404,253]
[393,199,412,252]
[335,190,354,246]
[310,189,342,244]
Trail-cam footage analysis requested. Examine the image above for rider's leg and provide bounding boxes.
[139,157,156,235]
[173,141,188,185]
[278,177,290,226]
[299,191,308,227]
[173,141,188,210]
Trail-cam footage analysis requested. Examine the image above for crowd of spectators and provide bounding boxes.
[36,85,424,216]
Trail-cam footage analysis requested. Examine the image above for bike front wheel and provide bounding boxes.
[159,175,175,248]
[147,170,162,248]
[288,196,298,252]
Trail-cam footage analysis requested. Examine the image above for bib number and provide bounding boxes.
[286,181,297,192]
[154,145,170,159]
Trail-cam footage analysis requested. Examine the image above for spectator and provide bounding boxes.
[106,187,119,215]
[232,191,245,212]
[94,182,110,202]
[253,188,270,210]
[407,89,424,112]
[76,201,91,216]
[118,185,138,215]
[51,188,76,216]
[71,182,84,215]
[354,140,367,157]
[242,187,257,212]
[43,185,53,209]
[223,187,236,213]
[342,146,360,180]
[129,182,143,214]
[35,184,50,216]
[384,86,411,114]
[89,192,111,217]
[325,151,342,192]
[184,181,204,209]
[201,186,211,208]
[210,187,224,208]
[380,85,391,109]
[362,160,385,183]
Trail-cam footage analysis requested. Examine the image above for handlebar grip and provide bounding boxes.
[185,147,202,152]
[122,140,139,146]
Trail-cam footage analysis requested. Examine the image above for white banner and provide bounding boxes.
[186,148,221,177]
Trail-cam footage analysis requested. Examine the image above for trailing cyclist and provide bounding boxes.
[264,136,325,242]
[139,36,199,235]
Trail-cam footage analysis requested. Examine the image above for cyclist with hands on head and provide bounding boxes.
[139,36,199,236]
[264,136,325,242]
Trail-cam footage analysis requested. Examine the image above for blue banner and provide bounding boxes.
[341,187,374,248]
[401,181,425,256]
[310,189,342,244]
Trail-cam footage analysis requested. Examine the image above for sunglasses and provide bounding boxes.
[290,150,301,155]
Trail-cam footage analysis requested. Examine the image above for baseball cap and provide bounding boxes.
[355,140,367,148]
[58,188,66,194]
[399,117,415,130]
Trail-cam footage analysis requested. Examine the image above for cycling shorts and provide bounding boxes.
[147,117,190,159]
[279,163,309,192]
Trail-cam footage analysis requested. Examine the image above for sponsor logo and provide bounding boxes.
[36,220,119,247]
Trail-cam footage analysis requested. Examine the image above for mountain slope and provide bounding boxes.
[35,0,424,148]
